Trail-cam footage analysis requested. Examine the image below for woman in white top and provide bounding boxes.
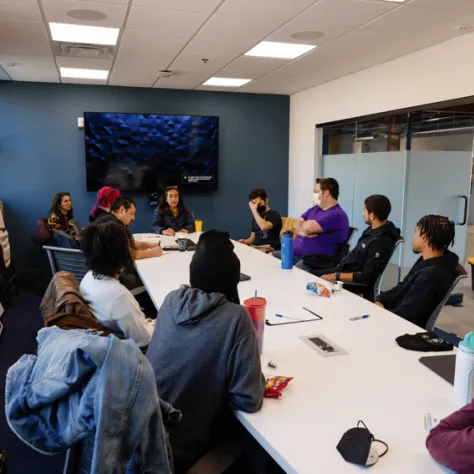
[79,220,154,347]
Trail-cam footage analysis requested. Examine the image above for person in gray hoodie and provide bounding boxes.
[146,230,265,473]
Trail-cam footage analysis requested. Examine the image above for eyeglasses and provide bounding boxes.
[165,186,178,190]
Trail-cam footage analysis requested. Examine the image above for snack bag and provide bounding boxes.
[264,376,294,398]
[306,282,332,297]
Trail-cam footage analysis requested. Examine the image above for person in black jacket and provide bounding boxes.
[306,195,400,299]
[376,215,458,329]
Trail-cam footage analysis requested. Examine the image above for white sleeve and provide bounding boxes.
[110,291,153,347]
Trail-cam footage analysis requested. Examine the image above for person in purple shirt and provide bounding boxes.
[274,178,349,267]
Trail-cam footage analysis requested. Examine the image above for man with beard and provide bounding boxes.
[376,214,458,328]
[305,195,400,300]
[239,188,282,251]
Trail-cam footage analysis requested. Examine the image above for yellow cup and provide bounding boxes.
[195,219,203,232]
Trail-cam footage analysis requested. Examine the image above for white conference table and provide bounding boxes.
[135,233,455,474]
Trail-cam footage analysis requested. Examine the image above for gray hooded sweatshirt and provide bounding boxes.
[146,286,265,468]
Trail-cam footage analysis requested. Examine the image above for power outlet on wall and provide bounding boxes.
[78,117,84,128]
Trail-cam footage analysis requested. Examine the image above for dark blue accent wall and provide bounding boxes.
[0,81,289,273]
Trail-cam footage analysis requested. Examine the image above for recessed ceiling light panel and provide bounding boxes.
[60,67,109,80]
[245,41,316,59]
[50,22,119,46]
[202,77,251,87]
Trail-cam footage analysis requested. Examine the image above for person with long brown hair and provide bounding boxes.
[47,192,78,248]
[151,186,195,236]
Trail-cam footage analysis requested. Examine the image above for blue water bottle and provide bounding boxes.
[280,232,294,270]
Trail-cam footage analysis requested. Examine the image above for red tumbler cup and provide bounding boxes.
[244,297,266,354]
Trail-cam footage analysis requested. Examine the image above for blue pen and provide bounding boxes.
[350,315,370,321]
[275,314,305,322]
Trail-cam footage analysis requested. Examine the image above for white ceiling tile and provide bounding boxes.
[294,0,400,28]
[169,52,235,76]
[69,0,128,4]
[410,0,474,12]
[154,73,212,89]
[0,21,51,55]
[126,7,208,34]
[0,54,59,82]
[41,0,128,28]
[218,57,287,79]
[109,63,158,87]
[132,0,223,13]
[218,0,317,21]
[182,34,256,56]
[119,30,191,60]
[299,28,403,64]
[199,14,283,40]
[364,5,464,32]
[115,48,176,66]
[0,2,42,21]
[56,55,113,69]
[267,22,351,47]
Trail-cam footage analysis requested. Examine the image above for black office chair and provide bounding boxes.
[425,263,468,332]
[373,237,405,300]
[338,226,358,260]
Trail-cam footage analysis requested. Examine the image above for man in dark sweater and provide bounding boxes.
[146,230,264,473]
[239,188,282,251]
[376,215,458,329]
[304,195,401,300]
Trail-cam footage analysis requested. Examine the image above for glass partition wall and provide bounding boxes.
[320,107,474,287]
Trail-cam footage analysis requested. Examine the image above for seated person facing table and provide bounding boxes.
[239,188,282,251]
[146,230,264,473]
[274,178,349,266]
[306,195,400,300]
[47,192,79,248]
[95,197,162,260]
[89,185,120,223]
[79,221,154,348]
[152,186,195,236]
[375,214,458,328]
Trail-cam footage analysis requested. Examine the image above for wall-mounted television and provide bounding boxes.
[84,112,219,193]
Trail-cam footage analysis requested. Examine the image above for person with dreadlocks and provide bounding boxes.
[375,214,458,328]
[47,192,79,248]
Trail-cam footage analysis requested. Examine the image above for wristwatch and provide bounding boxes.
[335,272,341,281]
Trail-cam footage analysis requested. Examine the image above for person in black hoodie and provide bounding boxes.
[305,195,401,299]
[146,230,265,473]
[375,214,458,328]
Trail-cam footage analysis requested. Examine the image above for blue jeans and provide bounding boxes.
[272,251,312,272]
[52,230,80,249]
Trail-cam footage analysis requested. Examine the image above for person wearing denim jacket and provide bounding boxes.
[5,327,174,474]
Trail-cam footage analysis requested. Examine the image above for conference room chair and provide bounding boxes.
[373,237,406,300]
[69,219,82,236]
[43,246,88,283]
[425,263,468,332]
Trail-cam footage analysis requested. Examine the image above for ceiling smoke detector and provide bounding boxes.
[157,70,173,78]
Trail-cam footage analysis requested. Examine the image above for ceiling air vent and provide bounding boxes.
[52,42,115,60]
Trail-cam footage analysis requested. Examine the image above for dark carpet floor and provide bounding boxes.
[0,292,65,474]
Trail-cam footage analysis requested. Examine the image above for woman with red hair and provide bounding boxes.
[89,186,120,223]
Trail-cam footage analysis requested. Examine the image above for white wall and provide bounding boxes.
[289,32,474,216]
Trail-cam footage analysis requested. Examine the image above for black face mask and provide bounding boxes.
[257,205,266,215]
[337,421,388,467]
